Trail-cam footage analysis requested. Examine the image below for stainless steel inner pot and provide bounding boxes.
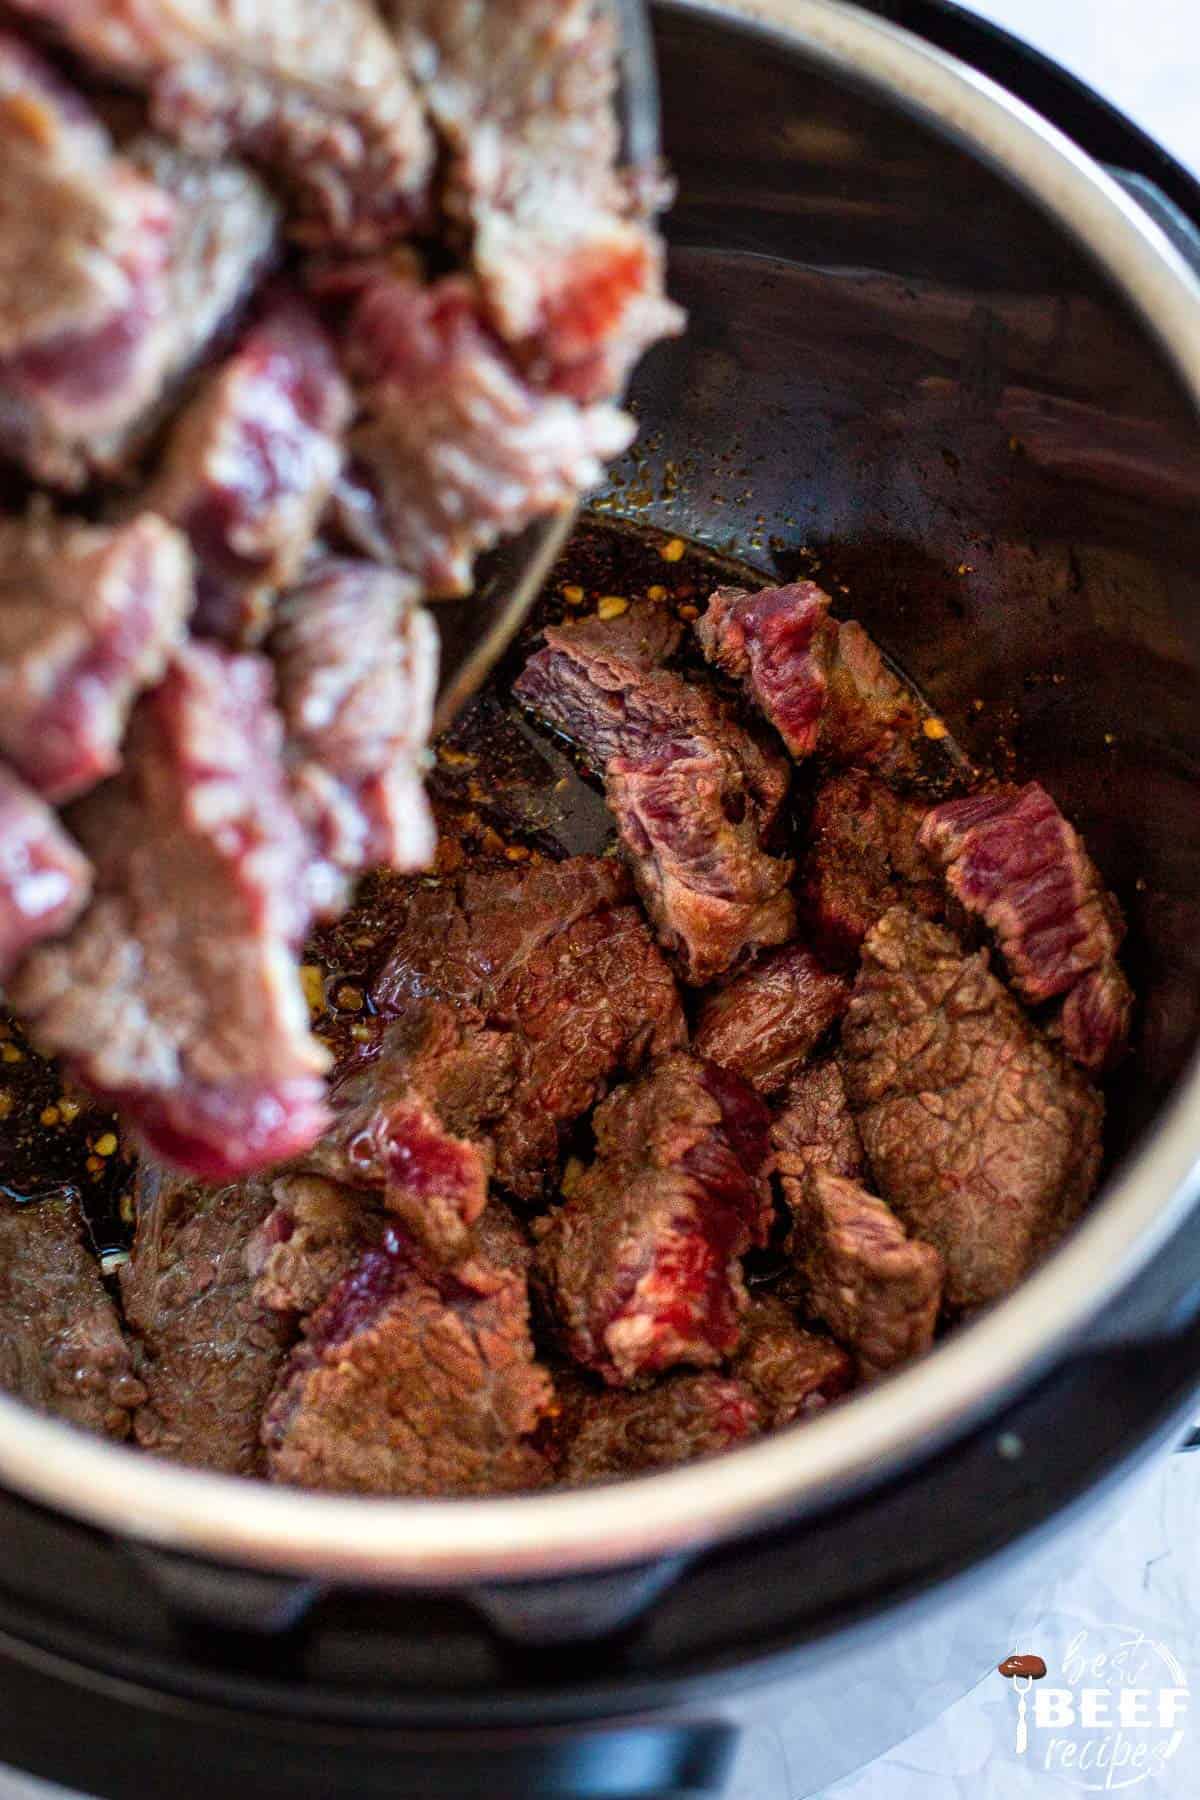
[3,0,1200,1585]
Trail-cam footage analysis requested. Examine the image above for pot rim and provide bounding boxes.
[4,0,1200,1585]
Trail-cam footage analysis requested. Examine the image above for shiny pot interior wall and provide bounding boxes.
[603,0,1200,1162]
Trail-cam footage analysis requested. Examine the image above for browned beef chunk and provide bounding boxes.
[823,621,921,777]
[516,609,794,982]
[392,0,683,401]
[533,1052,772,1386]
[247,1173,374,1317]
[1056,962,1135,1078]
[145,294,350,645]
[471,1198,535,1275]
[370,856,685,1200]
[561,1372,762,1485]
[802,771,943,964]
[732,1293,854,1427]
[919,783,1132,1072]
[697,581,834,759]
[0,36,177,488]
[0,766,91,978]
[693,943,849,1095]
[841,908,1104,1309]
[271,558,437,915]
[119,1163,291,1473]
[263,1224,554,1494]
[11,644,330,1180]
[0,512,190,802]
[0,1193,145,1438]
[331,265,634,595]
[790,1170,943,1380]
[310,1002,503,1262]
[11,0,433,248]
[696,582,920,776]
[771,1060,867,1191]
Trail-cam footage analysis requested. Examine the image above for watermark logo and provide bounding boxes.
[998,1628,1189,1789]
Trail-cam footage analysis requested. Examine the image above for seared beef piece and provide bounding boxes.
[247,1173,374,1317]
[561,1372,762,1484]
[802,771,943,964]
[606,746,797,987]
[732,1294,854,1427]
[11,0,433,248]
[0,36,176,488]
[696,583,920,776]
[771,1061,868,1191]
[0,511,191,802]
[145,294,350,645]
[392,0,683,401]
[120,1163,291,1474]
[790,1170,944,1380]
[823,621,921,777]
[263,1224,554,1495]
[271,558,437,915]
[697,581,834,759]
[332,265,633,595]
[471,1198,535,1276]
[310,1002,502,1262]
[693,943,849,1095]
[0,766,91,978]
[1056,961,1135,1078]
[11,644,330,1181]
[919,783,1132,1072]
[516,609,794,982]
[370,857,685,1200]
[0,1193,145,1438]
[840,908,1104,1309]
[533,1052,773,1386]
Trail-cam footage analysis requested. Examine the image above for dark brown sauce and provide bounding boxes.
[0,513,971,1251]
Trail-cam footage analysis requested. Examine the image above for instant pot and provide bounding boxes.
[1,3,1200,1795]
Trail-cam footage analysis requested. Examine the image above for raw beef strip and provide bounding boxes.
[10,0,433,248]
[248,1173,374,1317]
[392,0,683,400]
[0,766,91,979]
[0,1193,145,1439]
[0,35,176,488]
[561,1372,762,1485]
[771,1061,867,1193]
[919,782,1132,1072]
[693,943,849,1095]
[332,266,634,595]
[11,644,330,1180]
[310,1002,505,1262]
[697,581,834,759]
[841,908,1104,1309]
[533,1052,773,1386]
[263,1224,554,1495]
[733,1294,854,1427]
[802,771,943,964]
[370,856,685,1201]
[0,511,191,802]
[516,608,794,982]
[145,294,350,644]
[119,1163,291,1473]
[697,582,920,775]
[271,558,437,915]
[790,1170,944,1380]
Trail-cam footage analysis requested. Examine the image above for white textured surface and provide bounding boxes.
[0,3,1196,1797]
[969,0,1200,180]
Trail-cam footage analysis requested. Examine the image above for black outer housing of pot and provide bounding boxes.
[1,5,1200,1796]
